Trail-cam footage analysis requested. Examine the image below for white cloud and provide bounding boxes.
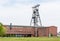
[0,0,60,32]
[0,5,32,26]
[40,1,60,32]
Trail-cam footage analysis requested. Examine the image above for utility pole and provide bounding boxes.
[30,4,42,37]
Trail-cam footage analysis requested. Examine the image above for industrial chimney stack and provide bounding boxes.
[10,23,12,30]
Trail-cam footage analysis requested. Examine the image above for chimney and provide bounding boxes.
[9,23,12,30]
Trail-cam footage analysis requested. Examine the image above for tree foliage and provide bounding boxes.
[0,22,6,36]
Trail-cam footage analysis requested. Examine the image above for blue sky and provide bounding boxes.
[0,0,60,32]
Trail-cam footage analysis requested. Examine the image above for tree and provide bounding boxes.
[0,22,6,36]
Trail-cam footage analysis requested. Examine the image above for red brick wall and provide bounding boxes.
[49,26,57,36]
[4,25,57,37]
[37,26,57,37]
[38,27,49,37]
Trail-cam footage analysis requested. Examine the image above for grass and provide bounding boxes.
[0,37,60,41]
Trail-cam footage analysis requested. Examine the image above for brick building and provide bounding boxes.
[4,25,57,37]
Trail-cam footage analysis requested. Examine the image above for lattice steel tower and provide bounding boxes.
[30,4,42,27]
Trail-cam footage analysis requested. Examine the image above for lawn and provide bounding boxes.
[0,37,60,41]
